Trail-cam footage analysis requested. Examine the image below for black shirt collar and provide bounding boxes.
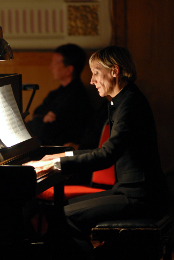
[111,82,134,106]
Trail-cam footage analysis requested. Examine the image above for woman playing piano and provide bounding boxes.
[25,45,169,260]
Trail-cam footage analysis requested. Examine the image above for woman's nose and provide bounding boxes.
[90,76,95,85]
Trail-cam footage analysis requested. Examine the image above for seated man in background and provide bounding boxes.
[27,43,93,146]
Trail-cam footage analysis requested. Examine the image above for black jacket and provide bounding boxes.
[61,83,168,204]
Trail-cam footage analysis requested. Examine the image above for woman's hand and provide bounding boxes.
[23,152,66,175]
[23,160,54,175]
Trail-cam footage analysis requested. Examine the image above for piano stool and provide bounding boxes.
[91,215,172,260]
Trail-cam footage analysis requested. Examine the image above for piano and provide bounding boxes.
[0,74,71,246]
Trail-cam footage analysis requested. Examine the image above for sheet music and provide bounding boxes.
[0,84,31,147]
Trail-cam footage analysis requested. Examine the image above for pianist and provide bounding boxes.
[25,45,169,260]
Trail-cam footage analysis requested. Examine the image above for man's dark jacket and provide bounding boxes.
[27,78,92,145]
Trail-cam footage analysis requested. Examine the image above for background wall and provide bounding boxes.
[0,0,173,174]
[113,0,174,173]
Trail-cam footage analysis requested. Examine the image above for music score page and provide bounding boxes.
[0,84,31,147]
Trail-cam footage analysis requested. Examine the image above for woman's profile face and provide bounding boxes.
[90,60,116,97]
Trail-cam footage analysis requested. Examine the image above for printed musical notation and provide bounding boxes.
[0,84,31,147]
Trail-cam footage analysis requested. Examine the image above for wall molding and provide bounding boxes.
[0,0,112,50]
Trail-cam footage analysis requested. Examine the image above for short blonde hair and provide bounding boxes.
[89,46,137,83]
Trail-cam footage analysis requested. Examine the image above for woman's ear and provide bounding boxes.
[111,65,119,77]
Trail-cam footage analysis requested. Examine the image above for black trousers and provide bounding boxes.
[44,190,152,260]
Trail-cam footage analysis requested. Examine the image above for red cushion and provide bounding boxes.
[64,185,105,200]
[98,123,110,147]
[37,185,105,201]
[37,187,54,201]
[92,165,115,186]
[91,123,115,186]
